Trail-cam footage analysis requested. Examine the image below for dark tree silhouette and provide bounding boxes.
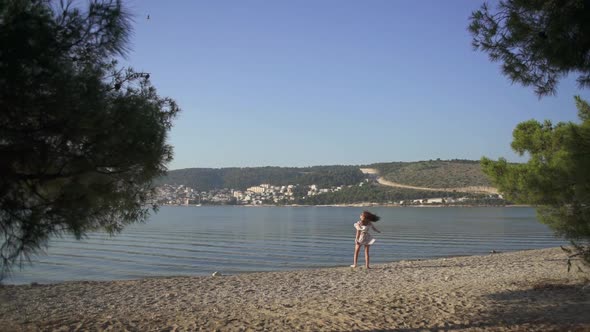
[0,0,179,278]
[481,97,590,264]
[470,0,590,264]
[469,0,590,96]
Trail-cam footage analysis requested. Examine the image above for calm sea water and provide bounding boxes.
[5,206,564,284]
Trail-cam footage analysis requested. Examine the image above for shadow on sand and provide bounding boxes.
[353,281,590,332]
[473,281,590,330]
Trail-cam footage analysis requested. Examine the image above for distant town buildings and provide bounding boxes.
[154,181,504,207]
[155,181,359,206]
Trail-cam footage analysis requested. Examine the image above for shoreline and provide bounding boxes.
[1,247,588,331]
[164,203,533,208]
[1,249,531,287]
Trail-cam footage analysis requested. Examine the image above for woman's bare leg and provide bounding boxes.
[364,245,370,269]
[352,244,361,267]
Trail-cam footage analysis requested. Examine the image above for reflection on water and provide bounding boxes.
[6,206,564,284]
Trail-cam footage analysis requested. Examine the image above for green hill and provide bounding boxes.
[158,160,504,205]
[158,160,494,192]
[301,184,458,205]
[369,159,491,188]
[158,166,365,191]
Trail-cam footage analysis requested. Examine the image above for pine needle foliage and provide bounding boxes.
[0,0,179,279]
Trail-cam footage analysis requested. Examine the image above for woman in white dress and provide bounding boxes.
[351,211,381,269]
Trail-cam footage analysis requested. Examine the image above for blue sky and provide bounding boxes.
[122,0,587,170]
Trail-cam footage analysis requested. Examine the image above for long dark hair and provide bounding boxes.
[362,210,380,222]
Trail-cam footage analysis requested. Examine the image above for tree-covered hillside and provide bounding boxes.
[158,160,505,206]
[370,160,491,188]
[299,184,458,205]
[159,166,365,191]
[159,160,495,192]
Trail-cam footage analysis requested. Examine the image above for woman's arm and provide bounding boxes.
[353,221,362,243]
[371,222,381,233]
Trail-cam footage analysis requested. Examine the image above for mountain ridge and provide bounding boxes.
[159,159,496,194]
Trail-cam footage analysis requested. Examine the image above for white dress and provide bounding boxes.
[354,221,376,246]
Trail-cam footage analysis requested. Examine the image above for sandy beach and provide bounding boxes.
[1,247,589,331]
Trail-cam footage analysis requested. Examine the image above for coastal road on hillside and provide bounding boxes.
[359,168,499,195]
